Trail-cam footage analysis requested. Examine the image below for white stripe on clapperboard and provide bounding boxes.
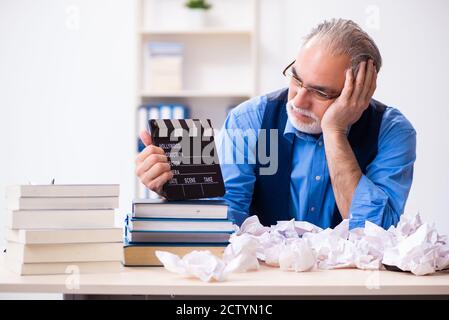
[200,119,213,137]
[171,119,184,137]
[159,119,210,138]
[185,119,198,137]
[156,119,168,137]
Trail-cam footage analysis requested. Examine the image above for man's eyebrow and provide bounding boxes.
[291,66,337,94]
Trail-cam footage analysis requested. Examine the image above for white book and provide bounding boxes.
[5,258,123,276]
[128,218,235,232]
[7,196,119,210]
[6,184,119,198]
[6,228,123,245]
[149,57,183,91]
[6,242,124,263]
[132,199,228,219]
[5,209,115,229]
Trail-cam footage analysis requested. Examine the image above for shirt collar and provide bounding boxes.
[283,117,323,143]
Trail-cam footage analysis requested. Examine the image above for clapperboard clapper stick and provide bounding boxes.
[149,119,225,200]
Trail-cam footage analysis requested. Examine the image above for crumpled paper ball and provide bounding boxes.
[156,213,449,281]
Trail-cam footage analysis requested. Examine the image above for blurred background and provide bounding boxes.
[1,0,448,285]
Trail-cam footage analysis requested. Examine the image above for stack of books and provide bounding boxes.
[4,184,123,275]
[124,199,234,266]
[143,41,184,92]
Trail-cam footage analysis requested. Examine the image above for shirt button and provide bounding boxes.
[315,175,321,181]
[318,141,323,146]
[310,207,315,212]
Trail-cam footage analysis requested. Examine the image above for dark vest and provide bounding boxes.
[250,88,386,227]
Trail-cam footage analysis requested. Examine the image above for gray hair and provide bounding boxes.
[303,18,382,75]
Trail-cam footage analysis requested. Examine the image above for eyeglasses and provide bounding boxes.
[282,60,340,101]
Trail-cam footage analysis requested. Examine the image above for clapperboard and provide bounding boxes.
[149,119,225,200]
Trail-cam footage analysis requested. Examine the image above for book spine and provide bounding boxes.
[137,105,148,153]
[172,104,189,119]
[158,104,172,119]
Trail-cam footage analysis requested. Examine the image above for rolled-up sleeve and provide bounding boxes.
[349,108,417,230]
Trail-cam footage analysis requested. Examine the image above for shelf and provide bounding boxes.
[135,0,259,199]
[140,28,253,36]
[141,90,252,98]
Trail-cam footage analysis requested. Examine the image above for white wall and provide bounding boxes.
[258,0,449,234]
[0,0,137,242]
[0,0,137,299]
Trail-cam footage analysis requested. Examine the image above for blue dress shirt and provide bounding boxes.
[217,92,416,230]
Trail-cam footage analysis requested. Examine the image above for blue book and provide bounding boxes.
[125,226,232,244]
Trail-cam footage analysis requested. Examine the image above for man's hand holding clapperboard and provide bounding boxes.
[136,119,225,200]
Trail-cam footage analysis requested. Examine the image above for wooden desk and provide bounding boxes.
[1,255,448,299]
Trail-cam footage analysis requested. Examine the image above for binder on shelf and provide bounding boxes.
[172,104,189,119]
[137,105,148,153]
[158,104,172,119]
[148,105,160,120]
[137,104,161,153]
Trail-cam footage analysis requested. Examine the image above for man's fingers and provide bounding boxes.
[351,60,367,102]
[139,130,152,147]
[136,144,165,163]
[147,171,174,194]
[340,68,354,100]
[136,153,168,177]
[141,163,172,189]
[359,60,375,102]
[368,65,377,98]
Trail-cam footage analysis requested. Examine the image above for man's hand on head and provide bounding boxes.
[321,59,377,135]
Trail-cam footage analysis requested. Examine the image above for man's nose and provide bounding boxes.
[292,87,312,109]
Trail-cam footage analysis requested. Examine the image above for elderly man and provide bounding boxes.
[136,19,416,230]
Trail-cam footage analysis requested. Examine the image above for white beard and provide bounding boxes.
[286,100,322,135]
